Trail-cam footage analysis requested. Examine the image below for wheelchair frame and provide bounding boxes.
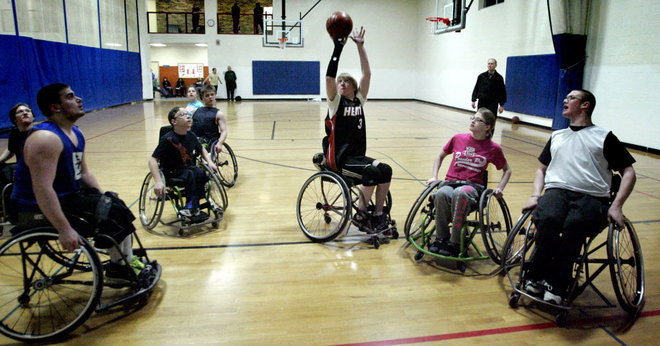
[138,159,228,235]
[0,220,161,342]
[403,180,512,272]
[502,209,645,325]
[296,155,398,249]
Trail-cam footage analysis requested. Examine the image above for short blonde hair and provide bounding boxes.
[337,73,358,92]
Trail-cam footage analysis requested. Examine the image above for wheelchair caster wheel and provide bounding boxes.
[373,237,380,249]
[508,292,520,309]
[414,251,424,262]
[555,311,568,326]
[212,222,219,228]
[178,229,185,236]
[390,229,399,239]
[457,261,466,273]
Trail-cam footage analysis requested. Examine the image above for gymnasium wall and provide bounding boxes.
[143,0,657,149]
[0,0,142,130]
[414,0,659,150]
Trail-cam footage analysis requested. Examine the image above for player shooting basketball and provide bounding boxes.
[323,20,393,233]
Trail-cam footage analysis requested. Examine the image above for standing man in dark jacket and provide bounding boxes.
[224,66,237,101]
[471,58,507,115]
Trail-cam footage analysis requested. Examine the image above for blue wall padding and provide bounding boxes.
[252,61,320,95]
[505,54,559,119]
[0,34,142,129]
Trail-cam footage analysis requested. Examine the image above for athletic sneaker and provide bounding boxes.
[372,214,389,232]
[105,256,145,282]
[543,290,562,305]
[179,208,200,218]
[353,213,372,233]
[524,280,544,296]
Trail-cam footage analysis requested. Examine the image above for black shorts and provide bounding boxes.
[340,156,392,186]
[16,188,136,249]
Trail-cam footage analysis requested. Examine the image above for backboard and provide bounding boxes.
[263,19,303,48]
[431,0,470,34]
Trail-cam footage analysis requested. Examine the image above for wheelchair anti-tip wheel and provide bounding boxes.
[608,219,645,315]
[138,171,165,230]
[0,229,103,343]
[479,190,512,265]
[296,171,351,242]
[212,142,238,187]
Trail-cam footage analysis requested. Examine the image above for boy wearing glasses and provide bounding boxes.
[521,89,636,304]
[148,107,217,219]
[427,108,512,257]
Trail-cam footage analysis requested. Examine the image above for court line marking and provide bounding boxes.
[335,310,659,345]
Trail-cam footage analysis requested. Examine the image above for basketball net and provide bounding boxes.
[278,37,288,50]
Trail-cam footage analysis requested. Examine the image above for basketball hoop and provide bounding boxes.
[278,37,288,50]
[426,17,450,33]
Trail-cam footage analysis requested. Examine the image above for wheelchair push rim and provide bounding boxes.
[296,171,351,242]
[138,171,165,230]
[0,229,102,342]
[211,142,238,187]
[607,219,645,315]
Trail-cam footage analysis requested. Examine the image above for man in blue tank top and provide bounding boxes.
[12,83,145,281]
[192,85,228,154]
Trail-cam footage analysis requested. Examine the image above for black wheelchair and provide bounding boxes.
[208,140,238,188]
[404,179,512,272]
[502,188,645,325]
[0,190,161,342]
[296,153,398,249]
[138,160,227,236]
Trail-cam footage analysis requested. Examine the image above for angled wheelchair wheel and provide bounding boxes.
[212,142,238,187]
[608,219,645,315]
[479,190,513,265]
[501,209,536,267]
[138,172,165,230]
[296,171,351,242]
[0,229,102,343]
[203,163,229,216]
[404,181,441,248]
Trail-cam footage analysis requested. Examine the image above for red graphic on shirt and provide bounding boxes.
[168,137,193,164]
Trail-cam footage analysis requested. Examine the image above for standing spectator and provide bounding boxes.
[471,58,507,115]
[192,1,201,33]
[175,78,185,97]
[231,2,241,34]
[224,66,237,101]
[253,2,264,34]
[204,68,222,96]
[162,77,174,98]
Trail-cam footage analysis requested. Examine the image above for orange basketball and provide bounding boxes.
[326,11,353,40]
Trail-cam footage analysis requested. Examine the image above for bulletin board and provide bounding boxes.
[178,63,204,78]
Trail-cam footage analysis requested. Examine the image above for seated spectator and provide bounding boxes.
[148,107,217,218]
[175,78,185,97]
[162,77,174,97]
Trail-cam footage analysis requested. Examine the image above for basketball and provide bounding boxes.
[511,116,520,124]
[326,11,353,40]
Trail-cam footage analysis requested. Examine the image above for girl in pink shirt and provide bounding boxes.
[426,108,512,257]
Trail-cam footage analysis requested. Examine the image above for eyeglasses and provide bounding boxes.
[470,116,487,124]
[175,111,190,118]
[565,95,583,102]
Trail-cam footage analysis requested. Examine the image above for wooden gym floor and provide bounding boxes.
[1,99,658,344]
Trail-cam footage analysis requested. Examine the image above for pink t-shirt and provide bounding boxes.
[443,133,507,185]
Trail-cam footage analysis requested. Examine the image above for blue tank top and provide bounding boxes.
[191,107,219,142]
[12,121,85,211]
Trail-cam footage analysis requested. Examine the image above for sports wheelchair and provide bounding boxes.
[404,179,512,272]
[0,199,161,342]
[138,160,227,236]
[296,153,398,249]
[502,202,644,325]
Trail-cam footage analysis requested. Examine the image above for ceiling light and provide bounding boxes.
[150,43,167,47]
[195,43,208,47]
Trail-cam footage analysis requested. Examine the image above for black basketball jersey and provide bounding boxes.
[191,107,219,142]
[324,94,366,170]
